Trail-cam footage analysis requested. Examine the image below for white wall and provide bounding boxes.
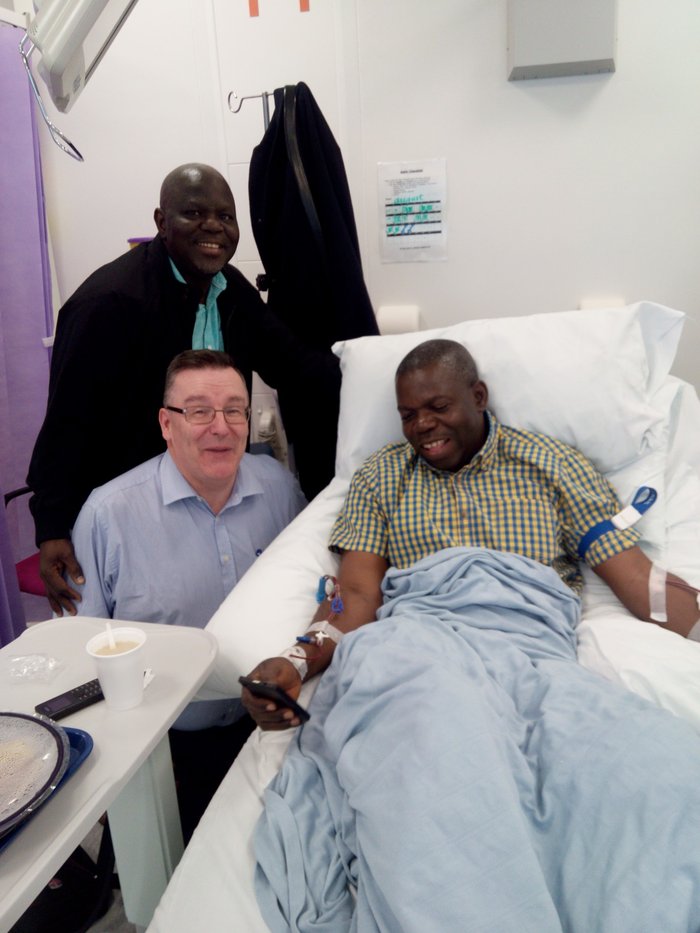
[36,0,700,388]
[37,0,227,300]
[353,0,700,389]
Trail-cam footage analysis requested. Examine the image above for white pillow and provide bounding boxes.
[332,302,684,480]
[199,302,694,707]
[200,478,346,699]
[598,377,684,562]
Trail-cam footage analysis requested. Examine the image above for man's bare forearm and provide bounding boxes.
[594,546,700,638]
[298,553,388,680]
[241,550,388,728]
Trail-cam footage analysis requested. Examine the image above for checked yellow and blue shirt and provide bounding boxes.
[329,413,640,594]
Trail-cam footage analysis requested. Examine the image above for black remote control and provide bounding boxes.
[35,678,105,721]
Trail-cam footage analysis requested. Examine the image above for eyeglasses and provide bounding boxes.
[165,405,250,425]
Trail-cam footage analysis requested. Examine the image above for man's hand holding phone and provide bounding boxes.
[239,658,310,730]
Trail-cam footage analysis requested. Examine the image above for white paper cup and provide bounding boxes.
[86,627,147,711]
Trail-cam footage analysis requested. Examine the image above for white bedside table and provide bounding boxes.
[0,616,218,930]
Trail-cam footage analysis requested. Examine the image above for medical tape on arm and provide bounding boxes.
[648,562,668,624]
[577,486,657,559]
[277,645,309,681]
[275,576,346,681]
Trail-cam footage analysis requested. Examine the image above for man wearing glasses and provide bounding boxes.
[71,349,306,838]
[27,162,340,617]
[72,349,304,626]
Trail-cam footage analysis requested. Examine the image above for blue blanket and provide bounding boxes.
[254,548,700,932]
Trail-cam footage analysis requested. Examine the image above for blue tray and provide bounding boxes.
[0,727,93,855]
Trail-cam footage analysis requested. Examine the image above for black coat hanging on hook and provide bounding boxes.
[249,82,377,348]
[248,82,378,497]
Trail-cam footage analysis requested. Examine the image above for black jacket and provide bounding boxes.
[27,236,339,543]
[248,83,378,491]
[249,82,377,349]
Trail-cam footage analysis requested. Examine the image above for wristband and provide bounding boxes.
[577,486,657,559]
[278,645,308,681]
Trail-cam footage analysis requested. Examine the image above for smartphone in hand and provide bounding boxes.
[238,675,310,722]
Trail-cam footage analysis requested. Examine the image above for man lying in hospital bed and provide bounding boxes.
[148,302,700,933]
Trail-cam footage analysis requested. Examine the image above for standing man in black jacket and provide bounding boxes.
[27,163,341,615]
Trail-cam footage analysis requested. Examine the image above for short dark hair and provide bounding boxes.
[163,350,246,404]
[395,339,479,386]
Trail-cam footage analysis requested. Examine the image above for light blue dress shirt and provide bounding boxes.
[72,451,306,728]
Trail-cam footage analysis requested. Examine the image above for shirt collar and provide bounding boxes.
[159,451,264,511]
[168,258,227,302]
[463,410,499,472]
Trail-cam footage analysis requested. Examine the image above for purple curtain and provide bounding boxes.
[0,507,24,642]
[0,24,54,643]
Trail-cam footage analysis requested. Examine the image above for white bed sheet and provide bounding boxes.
[148,697,310,933]
[148,317,700,933]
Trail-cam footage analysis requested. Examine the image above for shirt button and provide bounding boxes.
[222,555,230,563]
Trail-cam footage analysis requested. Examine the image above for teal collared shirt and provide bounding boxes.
[169,258,227,350]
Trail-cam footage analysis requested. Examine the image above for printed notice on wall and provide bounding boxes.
[378,158,447,263]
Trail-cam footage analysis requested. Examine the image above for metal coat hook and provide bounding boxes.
[19,34,84,162]
[227,91,274,130]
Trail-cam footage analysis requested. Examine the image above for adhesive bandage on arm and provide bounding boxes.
[648,562,668,623]
[297,619,345,647]
[277,645,308,681]
[275,575,346,682]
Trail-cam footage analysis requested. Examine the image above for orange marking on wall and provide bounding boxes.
[249,1,309,17]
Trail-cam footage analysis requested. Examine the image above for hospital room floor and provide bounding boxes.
[85,892,133,933]
[83,824,135,933]
[86,900,133,933]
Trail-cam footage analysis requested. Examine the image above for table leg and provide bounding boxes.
[107,735,184,927]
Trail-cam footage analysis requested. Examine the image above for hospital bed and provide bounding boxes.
[148,302,700,933]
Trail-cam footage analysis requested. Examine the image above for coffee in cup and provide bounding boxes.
[94,640,141,656]
[86,626,147,710]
